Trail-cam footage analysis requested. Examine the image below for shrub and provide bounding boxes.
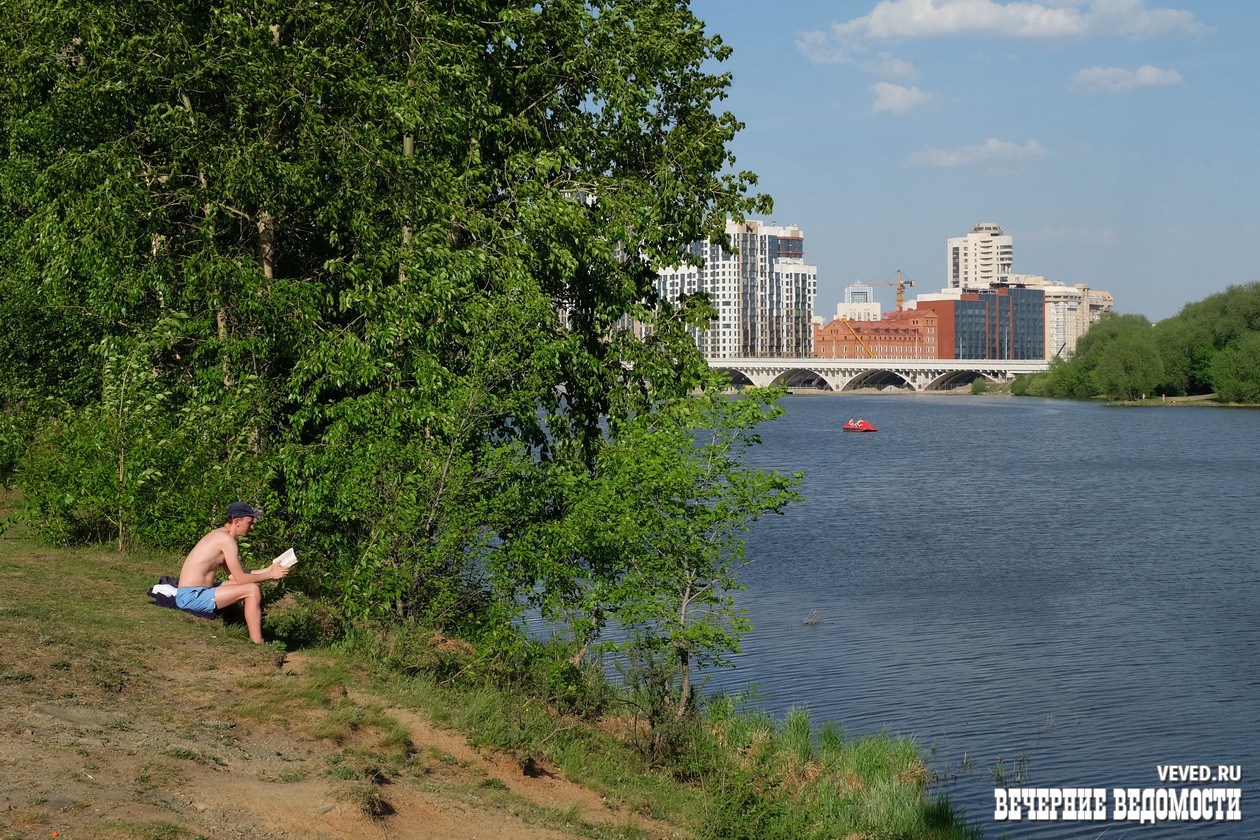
[263,593,346,649]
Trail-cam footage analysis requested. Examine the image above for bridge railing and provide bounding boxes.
[706,357,1050,392]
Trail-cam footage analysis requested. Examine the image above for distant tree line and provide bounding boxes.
[1012,282,1260,402]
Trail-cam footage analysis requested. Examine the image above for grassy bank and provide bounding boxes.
[0,518,981,840]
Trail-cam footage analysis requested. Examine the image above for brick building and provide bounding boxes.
[813,308,940,359]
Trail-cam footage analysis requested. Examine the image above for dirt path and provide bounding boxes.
[0,542,685,839]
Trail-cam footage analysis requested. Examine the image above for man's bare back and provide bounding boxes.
[179,526,247,588]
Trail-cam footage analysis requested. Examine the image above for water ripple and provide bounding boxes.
[713,395,1259,839]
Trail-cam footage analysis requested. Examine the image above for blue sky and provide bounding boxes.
[688,0,1259,322]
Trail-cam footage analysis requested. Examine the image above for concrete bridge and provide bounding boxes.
[709,357,1050,392]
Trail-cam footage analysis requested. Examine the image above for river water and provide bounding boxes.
[710,394,1259,839]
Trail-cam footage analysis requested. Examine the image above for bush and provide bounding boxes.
[263,593,346,649]
[365,622,479,681]
[13,351,269,550]
[615,644,704,765]
[536,653,616,719]
[689,703,981,840]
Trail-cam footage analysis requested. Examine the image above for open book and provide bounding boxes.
[272,547,298,568]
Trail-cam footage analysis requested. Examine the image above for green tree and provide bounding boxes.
[1152,317,1215,396]
[1209,332,1260,403]
[490,299,801,721]
[1072,313,1152,362]
[502,377,801,723]
[1009,284,1260,405]
[1016,313,1150,399]
[603,389,801,722]
[1024,357,1099,398]
[1,0,789,649]
[1177,282,1260,347]
[1093,330,1164,400]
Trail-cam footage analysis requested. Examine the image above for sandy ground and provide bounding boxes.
[0,545,686,840]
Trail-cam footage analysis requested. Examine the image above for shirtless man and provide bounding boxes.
[176,502,290,644]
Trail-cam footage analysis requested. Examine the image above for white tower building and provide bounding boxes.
[835,283,881,322]
[947,222,1013,291]
[657,220,817,359]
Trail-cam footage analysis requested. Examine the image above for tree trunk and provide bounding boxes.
[257,211,275,280]
[674,580,694,717]
[674,646,690,719]
[400,134,412,283]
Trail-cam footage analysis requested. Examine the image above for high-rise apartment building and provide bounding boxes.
[947,222,1013,291]
[656,220,817,359]
[938,223,1116,359]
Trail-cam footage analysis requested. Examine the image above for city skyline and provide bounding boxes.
[687,0,1258,323]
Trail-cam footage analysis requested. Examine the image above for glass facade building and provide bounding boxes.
[953,287,1045,360]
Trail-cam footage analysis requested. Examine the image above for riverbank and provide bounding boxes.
[1110,392,1260,407]
[1,531,672,839]
[0,515,982,839]
[786,385,992,396]
[785,386,1258,407]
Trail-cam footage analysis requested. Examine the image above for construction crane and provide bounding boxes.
[839,318,876,359]
[851,270,916,311]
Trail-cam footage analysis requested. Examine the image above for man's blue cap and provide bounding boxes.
[227,501,264,520]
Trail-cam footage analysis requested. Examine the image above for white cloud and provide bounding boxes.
[836,0,1085,39]
[797,0,1208,61]
[871,82,934,114]
[796,29,852,64]
[864,52,919,80]
[906,138,1051,168]
[1071,64,1184,93]
[1083,0,1208,38]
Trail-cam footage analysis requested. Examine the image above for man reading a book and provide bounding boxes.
[176,502,290,644]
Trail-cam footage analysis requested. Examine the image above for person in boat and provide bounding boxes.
[848,416,856,426]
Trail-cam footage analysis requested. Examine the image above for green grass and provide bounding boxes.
[104,820,210,839]
[0,499,983,840]
[688,701,983,839]
[335,636,984,840]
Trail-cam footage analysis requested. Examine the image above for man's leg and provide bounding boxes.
[214,581,265,643]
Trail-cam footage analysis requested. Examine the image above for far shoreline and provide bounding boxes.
[766,387,1258,407]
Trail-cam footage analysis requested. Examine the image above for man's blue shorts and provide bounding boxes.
[175,584,221,614]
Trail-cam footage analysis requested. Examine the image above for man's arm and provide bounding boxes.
[222,537,287,583]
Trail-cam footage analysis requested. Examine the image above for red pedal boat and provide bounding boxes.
[842,418,878,432]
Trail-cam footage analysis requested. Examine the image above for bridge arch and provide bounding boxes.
[922,370,1008,390]
[714,367,756,388]
[922,370,991,391]
[776,368,832,390]
[841,368,914,391]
